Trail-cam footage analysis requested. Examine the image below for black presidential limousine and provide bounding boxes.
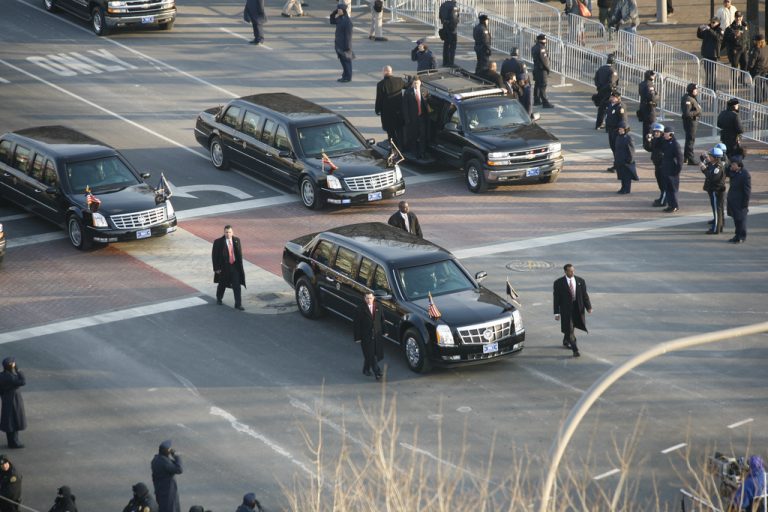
[281,223,525,373]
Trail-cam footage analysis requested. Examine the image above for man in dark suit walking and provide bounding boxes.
[387,201,423,238]
[374,65,406,147]
[244,0,267,45]
[212,225,247,311]
[353,292,384,379]
[553,264,592,358]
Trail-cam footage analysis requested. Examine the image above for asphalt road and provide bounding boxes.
[1,0,767,509]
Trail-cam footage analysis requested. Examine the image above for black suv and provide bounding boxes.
[281,222,525,373]
[419,68,563,193]
[195,93,405,210]
[0,126,177,250]
[43,0,176,36]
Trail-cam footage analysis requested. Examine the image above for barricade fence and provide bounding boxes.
[653,42,700,85]
[701,59,754,101]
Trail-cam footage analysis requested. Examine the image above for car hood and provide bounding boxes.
[308,149,390,178]
[72,184,167,215]
[411,287,514,327]
[471,123,558,151]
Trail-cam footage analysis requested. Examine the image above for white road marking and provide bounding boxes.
[169,183,254,200]
[218,28,274,50]
[593,468,620,480]
[0,77,9,84]
[176,195,298,220]
[170,370,201,397]
[0,213,32,222]
[661,442,687,454]
[728,418,754,429]
[0,297,206,345]
[6,231,67,248]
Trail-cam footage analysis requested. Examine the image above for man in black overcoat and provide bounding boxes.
[387,201,423,237]
[553,264,592,358]
[151,440,182,512]
[123,482,158,512]
[331,3,354,82]
[0,455,21,512]
[439,0,459,66]
[0,358,25,449]
[244,0,267,45]
[726,155,751,243]
[375,65,406,147]
[717,98,744,158]
[353,292,384,379]
[212,225,247,311]
[401,76,431,159]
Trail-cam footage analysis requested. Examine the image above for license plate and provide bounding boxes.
[368,191,382,201]
[483,342,498,354]
[526,167,540,177]
[141,15,155,23]
[136,229,152,239]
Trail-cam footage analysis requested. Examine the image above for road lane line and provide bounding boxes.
[661,442,687,454]
[0,213,32,222]
[593,468,620,480]
[6,231,67,248]
[0,297,206,344]
[727,418,754,429]
[218,27,274,50]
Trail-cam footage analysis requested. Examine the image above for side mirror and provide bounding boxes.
[445,122,459,132]
[475,271,487,282]
[278,150,292,159]
[531,113,541,122]
[366,138,376,145]
[373,289,393,301]
[141,172,151,180]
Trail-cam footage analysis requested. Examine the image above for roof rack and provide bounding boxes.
[417,67,505,100]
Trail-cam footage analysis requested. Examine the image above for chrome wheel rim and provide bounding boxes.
[467,166,479,188]
[301,180,314,207]
[93,12,103,32]
[297,284,312,313]
[211,141,224,167]
[405,336,420,367]
[68,218,82,247]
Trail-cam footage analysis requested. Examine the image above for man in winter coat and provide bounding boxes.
[353,292,384,379]
[438,0,459,66]
[0,358,25,449]
[374,66,406,146]
[698,18,724,89]
[660,126,683,212]
[726,155,751,243]
[532,33,553,108]
[401,76,431,159]
[236,492,264,512]
[330,3,354,82]
[47,485,78,512]
[411,39,436,71]
[700,147,726,234]
[553,264,592,358]
[151,440,183,512]
[593,53,618,129]
[0,455,21,512]
[473,14,492,74]
[501,47,524,78]
[638,70,659,144]
[681,83,702,164]
[123,482,158,512]
[244,0,267,45]
[604,91,627,172]
[614,121,638,194]
[724,12,749,70]
[717,98,744,157]
[212,225,247,311]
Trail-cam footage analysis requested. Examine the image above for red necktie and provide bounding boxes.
[228,240,235,264]
[369,304,374,316]
[569,279,575,300]
[415,89,421,116]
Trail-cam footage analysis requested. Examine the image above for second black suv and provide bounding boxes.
[419,68,564,193]
[44,0,176,36]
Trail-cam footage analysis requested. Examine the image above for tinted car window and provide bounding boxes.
[312,240,334,266]
[66,156,140,193]
[296,122,365,158]
[242,111,262,139]
[31,154,45,181]
[222,106,242,129]
[13,145,31,173]
[261,119,277,145]
[373,265,391,293]
[0,140,12,163]
[357,257,375,286]
[274,126,291,151]
[332,246,357,277]
[43,160,58,186]
[464,99,530,132]
[397,259,473,300]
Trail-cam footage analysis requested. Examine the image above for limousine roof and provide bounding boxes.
[299,222,450,268]
[234,93,339,124]
[6,126,115,159]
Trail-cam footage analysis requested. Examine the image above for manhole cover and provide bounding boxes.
[256,292,280,301]
[505,260,554,272]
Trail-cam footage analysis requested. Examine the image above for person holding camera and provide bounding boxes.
[701,147,726,234]
[151,440,183,512]
[698,18,724,90]
[411,39,436,72]
[439,0,459,67]
[725,12,749,70]
[729,455,765,511]
[0,358,25,450]
[473,14,492,74]
[681,83,702,165]
[236,492,265,512]
[614,121,637,194]
[330,3,354,82]
[593,54,618,130]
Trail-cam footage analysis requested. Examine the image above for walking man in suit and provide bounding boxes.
[375,66,406,147]
[353,292,384,379]
[387,201,423,237]
[553,264,592,358]
[212,225,247,311]
[244,0,267,45]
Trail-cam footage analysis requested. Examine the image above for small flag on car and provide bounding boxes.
[321,152,338,173]
[427,291,441,319]
[85,185,101,212]
[386,139,405,168]
[155,172,173,204]
[506,276,521,307]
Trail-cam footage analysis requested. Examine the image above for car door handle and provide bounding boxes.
[2,172,10,177]
[233,136,241,142]
[34,188,44,193]
[324,276,335,282]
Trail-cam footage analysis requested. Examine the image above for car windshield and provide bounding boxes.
[464,100,530,132]
[397,259,475,301]
[65,156,140,193]
[297,122,366,158]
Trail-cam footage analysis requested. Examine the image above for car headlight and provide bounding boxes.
[548,142,562,157]
[394,164,402,181]
[487,151,511,166]
[512,310,524,334]
[436,324,455,346]
[326,174,342,190]
[92,212,108,228]
[488,151,508,159]
[108,0,127,6]
[165,199,175,218]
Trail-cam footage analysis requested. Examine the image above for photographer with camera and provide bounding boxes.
[725,12,750,70]
[701,147,726,234]
[151,440,183,512]
[698,18,724,90]
[411,39,436,72]
[729,455,766,512]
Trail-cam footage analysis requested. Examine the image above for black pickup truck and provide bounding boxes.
[44,0,176,35]
[281,222,525,373]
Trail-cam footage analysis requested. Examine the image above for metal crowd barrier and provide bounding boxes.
[755,75,768,104]
[613,61,647,104]
[610,29,654,70]
[716,93,768,144]
[653,42,700,85]
[700,59,754,101]
[657,76,719,137]
[560,45,605,88]
[563,13,608,50]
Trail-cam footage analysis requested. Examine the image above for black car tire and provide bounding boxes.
[92,7,109,36]
[67,215,92,251]
[299,176,321,210]
[403,328,431,373]
[295,276,323,318]
[159,20,174,30]
[209,136,229,170]
[43,0,57,12]
[465,158,488,193]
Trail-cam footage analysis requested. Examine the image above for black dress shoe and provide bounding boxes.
[235,305,245,311]
[595,124,605,130]
[542,103,555,108]
[281,12,292,17]
[605,167,615,173]
[374,372,382,380]
[729,237,745,244]
[8,443,24,449]
[663,206,678,212]
[375,37,388,41]
[337,78,351,82]
[573,351,581,358]
[363,369,372,376]
[562,342,572,349]
[216,299,223,305]
[652,199,665,207]
[707,219,715,224]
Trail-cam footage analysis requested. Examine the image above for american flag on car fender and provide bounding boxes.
[85,185,101,212]
[427,291,441,320]
[321,152,338,173]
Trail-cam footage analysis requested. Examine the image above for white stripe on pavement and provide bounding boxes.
[727,418,754,429]
[0,213,32,222]
[6,231,67,248]
[593,468,621,480]
[661,443,687,454]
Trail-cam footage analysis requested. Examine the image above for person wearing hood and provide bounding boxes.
[123,482,158,512]
[613,121,637,194]
[243,0,267,45]
[680,83,702,164]
[47,485,78,512]
[730,455,765,510]
[236,492,264,512]
[473,13,492,74]
[637,70,659,145]
[151,440,183,512]
[700,147,726,234]
[411,39,436,72]
[330,3,354,82]
[717,98,744,157]
[0,357,25,449]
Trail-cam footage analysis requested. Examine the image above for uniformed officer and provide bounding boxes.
[473,13,492,74]
[614,121,638,194]
[593,54,618,130]
[717,98,744,157]
[0,455,21,512]
[681,83,702,164]
[532,34,553,108]
[660,126,683,213]
[701,147,726,234]
[647,122,667,207]
[638,70,659,145]
[122,482,159,512]
[501,47,524,79]
[438,0,459,67]
[604,91,627,172]
[726,155,751,243]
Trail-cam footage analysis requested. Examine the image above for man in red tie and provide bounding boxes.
[402,76,431,160]
[211,225,247,310]
[353,292,384,379]
[553,263,592,357]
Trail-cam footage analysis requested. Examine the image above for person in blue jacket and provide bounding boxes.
[730,455,765,510]
[613,121,637,194]
[330,3,354,82]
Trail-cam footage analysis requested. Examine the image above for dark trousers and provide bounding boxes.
[250,19,264,42]
[337,52,353,80]
[607,129,618,163]
[442,31,457,66]
[732,214,747,240]
[619,173,632,193]
[683,117,698,162]
[654,165,666,203]
[641,109,655,142]
[562,303,579,354]
[703,58,717,90]
[405,115,429,158]
[361,337,381,374]
[475,50,489,74]
[216,267,242,307]
[728,49,747,71]
[708,190,724,232]
[533,71,549,104]
[595,93,609,127]
[665,174,680,208]
[5,430,20,448]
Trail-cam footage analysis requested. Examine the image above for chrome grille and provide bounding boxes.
[457,317,512,345]
[124,0,173,14]
[343,170,397,192]
[111,206,167,230]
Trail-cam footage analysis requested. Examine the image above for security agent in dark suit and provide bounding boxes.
[726,155,751,243]
[375,65,406,146]
[661,125,683,212]
[593,53,618,130]
[353,292,384,379]
[553,264,592,358]
[604,91,627,172]
[211,225,247,310]
[438,0,459,67]
[387,201,423,237]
